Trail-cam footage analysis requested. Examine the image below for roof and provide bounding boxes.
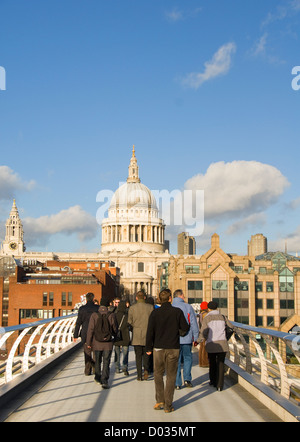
[255,251,300,261]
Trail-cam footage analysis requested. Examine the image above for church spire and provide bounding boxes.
[0,199,25,255]
[127,145,141,183]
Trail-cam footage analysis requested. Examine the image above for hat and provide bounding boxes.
[207,301,218,310]
[100,297,110,307]
[200,302,208,310]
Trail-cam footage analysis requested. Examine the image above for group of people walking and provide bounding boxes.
[74,289,233,413]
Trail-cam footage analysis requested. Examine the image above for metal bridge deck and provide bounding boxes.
[1,347,281,423]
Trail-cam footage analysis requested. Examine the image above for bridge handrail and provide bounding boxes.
[228,322,300,404]
[0,313,78,385]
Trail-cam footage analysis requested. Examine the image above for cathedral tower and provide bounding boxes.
[1,200,25,256]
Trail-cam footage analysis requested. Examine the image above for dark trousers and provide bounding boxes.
[134,345,150,379]
[208,352,226,389]
[94,350,112,385]
[83,344,94,375]
[153,349,180,411]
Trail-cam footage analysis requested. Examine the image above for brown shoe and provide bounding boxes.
[153,402,164,411]
[144,370,149,380]
[164,407,175,413]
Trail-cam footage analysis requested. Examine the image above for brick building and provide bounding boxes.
[0,257,120,327]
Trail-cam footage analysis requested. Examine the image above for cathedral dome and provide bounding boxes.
[109,181,158,211]
[101,146,165,255]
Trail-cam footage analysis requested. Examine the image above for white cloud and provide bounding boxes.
[250,33,268,57]
[181,42,236,89]
[0,166,36,200]
[269,226,300,254]
[165,7,202,22]
[226,212,267,235]
[23,205,98,247]
[184,160,290,220]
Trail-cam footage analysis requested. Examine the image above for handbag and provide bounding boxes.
[223,315,234,341]
[115,314,125,342]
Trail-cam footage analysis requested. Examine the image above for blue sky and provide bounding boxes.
[0,0,300,256]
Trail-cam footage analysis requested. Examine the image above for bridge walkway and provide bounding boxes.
[1,347,282,423]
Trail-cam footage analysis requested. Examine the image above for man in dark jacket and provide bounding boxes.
[146,289,189,413]
[86,297,118,389]
[114,300,131,376]
[74,292,99,375]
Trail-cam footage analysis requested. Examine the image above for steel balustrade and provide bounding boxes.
[0,316,299,409]
[228,322,300,403]
[0,314,78,385]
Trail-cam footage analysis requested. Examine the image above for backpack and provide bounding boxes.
[94,312,113,342]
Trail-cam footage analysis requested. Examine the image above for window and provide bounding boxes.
[138,262,144,272]
[187,280,203,303]
[280,299,295,310]
[266,282,274,292]
[49,292,54,306]
[235,281,249,291]
[233,266,243,274]
[185,265,200,274]
[43,292,48,306]
[68,292,72,306]
[212,280,227,290]
[61,292,66,306]
[256,299,263,309]
[188,281,203,291]
[255,282,263,292]
[212,297,228,308]
[256,316,263,326]
[267,299,274,309]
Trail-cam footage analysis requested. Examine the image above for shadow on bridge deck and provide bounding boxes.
[1,347,282,423]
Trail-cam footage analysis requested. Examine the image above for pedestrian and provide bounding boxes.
[199,301,233,391]
[109,297,121,313]
[198,302,209,368]
[172,289,199,389]
[128,291,153,381]
[73,292,99,376]
[146,289,190,413]
[114,300,131,376]
[86,297,118,389]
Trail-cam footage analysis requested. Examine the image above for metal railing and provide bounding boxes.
[228,322,300,404]
[0,314,78,386]
[0,314,299,409]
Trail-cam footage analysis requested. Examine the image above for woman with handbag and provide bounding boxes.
[199,301,234,391]
[114,300,131,376]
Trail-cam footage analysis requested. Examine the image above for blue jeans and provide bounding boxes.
[114,345,129,371]
[176,343,193,387]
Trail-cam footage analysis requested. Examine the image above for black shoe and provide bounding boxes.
[102,384,110,389]
[123,370,129,376]
[184,381,193,388]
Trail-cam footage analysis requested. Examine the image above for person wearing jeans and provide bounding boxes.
[172,290,199,389]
